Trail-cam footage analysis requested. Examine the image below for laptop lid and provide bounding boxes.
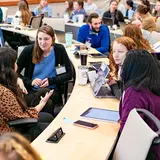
[102,17,114,26]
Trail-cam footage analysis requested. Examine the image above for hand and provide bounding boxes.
[108,79,117,86]
[17,77,28,94]
[32,78,42,87]
[40,78,49,88]
[39,89,54,105]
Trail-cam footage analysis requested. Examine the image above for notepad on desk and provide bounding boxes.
[81,107,120,122]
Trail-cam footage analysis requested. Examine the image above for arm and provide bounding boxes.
[96,26,110,54]
[110,83,121,100]
[77,26,86,43]
[48,45,73,86]
[120,88,147,132]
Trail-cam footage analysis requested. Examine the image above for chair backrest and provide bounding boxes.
[112,108,160,160]
[1,7,8,22]
[29,16,43,29]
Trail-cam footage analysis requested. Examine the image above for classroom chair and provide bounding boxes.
[112,108,160,160]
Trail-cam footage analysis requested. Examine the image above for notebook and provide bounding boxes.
[81,107,120,122]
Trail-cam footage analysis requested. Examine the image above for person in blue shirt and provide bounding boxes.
[125,0,135,19]
[33,0,52,17]
[71,0,86,21]
[77,13,110,55]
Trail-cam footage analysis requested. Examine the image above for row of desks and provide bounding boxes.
[0,23,120,160]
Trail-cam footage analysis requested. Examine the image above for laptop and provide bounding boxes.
[102,17,114,27]
[90,63,115,98]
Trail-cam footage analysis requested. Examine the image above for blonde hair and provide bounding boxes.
[123,24,153,52]
[109,36,137,79]
[0,133,42,160]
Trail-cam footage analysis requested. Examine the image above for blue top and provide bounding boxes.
[33,5,52,17]
[71,9,86,20]
[77,24,110,54]
[32,48,56,89]
[125,8,136,17]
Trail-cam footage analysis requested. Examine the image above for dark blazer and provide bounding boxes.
[17,43,73,90]
[103,10,124,26]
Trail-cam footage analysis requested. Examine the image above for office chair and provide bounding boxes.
[8,118,38,127]
[29,16,43,29]
[63,60,76,104]
[112,108,160,160]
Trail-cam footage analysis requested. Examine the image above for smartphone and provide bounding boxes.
[73,120,98,129]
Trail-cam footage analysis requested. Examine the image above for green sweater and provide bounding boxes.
[0,8,3,22]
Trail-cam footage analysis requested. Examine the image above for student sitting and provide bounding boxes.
[63,0,73,19]
[125,0,135,19]
[136,4,156,32]
[108,37,137,99]
[0,132,42,160]
[33,0,52,17]
[120,49,160,160]
[0,47,53,142]
[103,0,124,27]
[2,1,32,51]
[71,0,86,21]
[123,24,154,52]
[77,13,110,55]
[17,25,73,116]
[84,0,97,15]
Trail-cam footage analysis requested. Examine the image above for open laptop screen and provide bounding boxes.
[97,62,110,78]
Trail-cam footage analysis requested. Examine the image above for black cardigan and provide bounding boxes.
[103,10,124,26]
[17,43,73,90]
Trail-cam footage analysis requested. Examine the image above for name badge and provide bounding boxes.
[56,65,66,75]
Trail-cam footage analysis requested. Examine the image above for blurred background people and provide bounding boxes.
[33,0,52,17]
[103,0,124,27]
[0,132,42,160]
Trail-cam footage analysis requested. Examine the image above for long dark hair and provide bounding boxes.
[0,47,27,110]
[122,49,160,96]
[32,25,55,64]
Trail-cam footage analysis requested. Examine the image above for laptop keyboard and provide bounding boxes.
[98,86,114,97]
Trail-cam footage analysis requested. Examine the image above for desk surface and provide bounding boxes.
[0,24,59,42]
[31,47,120,160]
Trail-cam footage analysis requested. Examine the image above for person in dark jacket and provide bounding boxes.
[0,8,3,23]
[17,25,73,116]
[103,0,124,27]
[120,50,160,160]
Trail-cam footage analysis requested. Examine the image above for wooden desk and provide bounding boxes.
[31,48,120,160]
[0,24,58,42]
